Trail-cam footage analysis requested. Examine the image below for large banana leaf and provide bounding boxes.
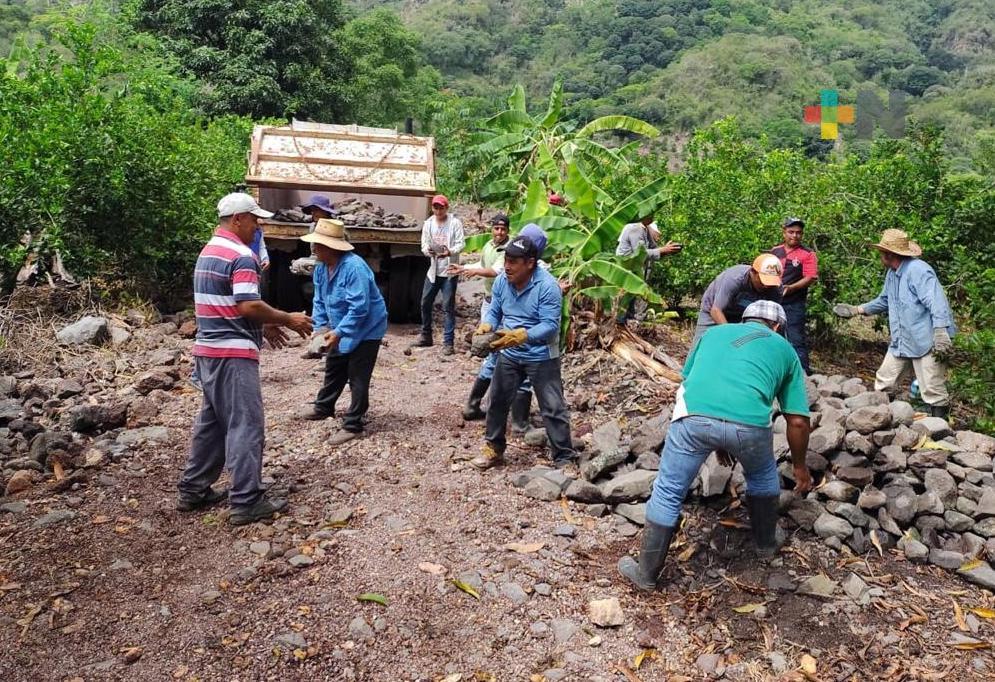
[479,177,518,201]
[576,115,660,140]
[508,84,527,113]
[484,109,534,132]
[464,233,492,252]
[532,215,580,231]
[540,79,564,128]
[564,161,598,221]
[522,180,549,222]
[545,228,587,248]
[586,258,662,303]
[578,285,623,301]
[474,131,529,155]
[599,176,671,237]
[573,137,626,169]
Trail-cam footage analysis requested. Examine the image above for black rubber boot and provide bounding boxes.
[928,404,950,420]
[746,494,783,557]
[617,521,677,591]
[462,377,491,421]
[510,390,532,434]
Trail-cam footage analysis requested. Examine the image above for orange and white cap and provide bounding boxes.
[752,253,783,286]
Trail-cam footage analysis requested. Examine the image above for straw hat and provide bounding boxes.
[301,219,353,252]
[872,229,921,257]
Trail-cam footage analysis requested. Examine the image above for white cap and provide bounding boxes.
[217,192,274,218]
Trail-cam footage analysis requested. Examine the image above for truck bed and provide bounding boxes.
[262,220,421,245]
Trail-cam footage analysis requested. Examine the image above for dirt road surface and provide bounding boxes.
[1,319,994,680]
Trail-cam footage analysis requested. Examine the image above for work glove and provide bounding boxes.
[933,327,953,353]
[475,322,493,336]
[490,328,528,350]
[833,303,860,318]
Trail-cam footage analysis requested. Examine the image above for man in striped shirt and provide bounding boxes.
[177,193,312,526]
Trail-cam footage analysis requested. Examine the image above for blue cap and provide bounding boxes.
[519,223,548,257]
[301,195,334,213]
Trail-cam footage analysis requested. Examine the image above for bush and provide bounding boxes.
[0,16,251,302]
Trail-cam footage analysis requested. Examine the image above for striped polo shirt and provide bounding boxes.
[192,228,263,361]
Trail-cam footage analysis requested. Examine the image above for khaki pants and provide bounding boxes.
[874,351,949,407]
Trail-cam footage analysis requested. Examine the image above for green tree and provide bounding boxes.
[130,0,351,119]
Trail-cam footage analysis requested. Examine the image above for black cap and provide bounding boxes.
[504,235,538,259]
[782,217,805,228]
[491,213,509,227]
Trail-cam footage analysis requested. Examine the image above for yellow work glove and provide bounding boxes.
[490,328,528,350]
[475,322,493,336]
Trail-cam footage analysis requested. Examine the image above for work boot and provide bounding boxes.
[462,377,491,421]
[299,405,333,421]
[411,334,433,348]
[617,520,677,591]
[927,404,950,420]
[229,495,288,526]
[470,443,504,470]
[176,486,228,512]
[441,344,455,356]
[746,494,783,557]
[510,391,532,434]
[329,429,360,447]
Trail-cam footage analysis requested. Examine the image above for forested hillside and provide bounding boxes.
[362,0,995,164]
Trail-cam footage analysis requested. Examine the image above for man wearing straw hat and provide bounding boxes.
[834,229,956,419]
[298,219,388,446]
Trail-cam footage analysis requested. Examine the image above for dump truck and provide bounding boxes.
[245,120,435,322]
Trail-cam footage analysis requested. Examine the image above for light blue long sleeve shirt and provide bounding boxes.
[861,258,956,358]
[486,268,562,363]
[311,253,387,354]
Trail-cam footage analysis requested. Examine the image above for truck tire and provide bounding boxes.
[387,256,412,323]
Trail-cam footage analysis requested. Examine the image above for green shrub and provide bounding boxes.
[0,16,251,302]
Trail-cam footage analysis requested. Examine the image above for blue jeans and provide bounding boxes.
[421,275,457,345]
[646,415,780,526]
[782,299,810,373]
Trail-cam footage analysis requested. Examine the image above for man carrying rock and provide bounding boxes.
[297,219,387,446]
[177,193,312,526]
[414,194,464,355]
[619,301,812,590]
[834,229,956,419]
[471,234,577,470]
[449,213,509,420]
[770,217,817,374]
[692,254,784,348]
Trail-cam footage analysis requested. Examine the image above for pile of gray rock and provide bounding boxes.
[274,200,418,229]
[511,373,995,591]
[0,313,188,498]
[333,198,418,229]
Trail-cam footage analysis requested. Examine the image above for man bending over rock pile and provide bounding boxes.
[619,300,813,590]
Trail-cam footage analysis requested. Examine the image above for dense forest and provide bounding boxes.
[355,0,995,165]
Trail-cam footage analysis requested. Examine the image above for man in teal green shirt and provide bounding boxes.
[619,301,813,591]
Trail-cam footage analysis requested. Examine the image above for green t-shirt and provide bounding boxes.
[674,321,810,427]
[481,239,506,297]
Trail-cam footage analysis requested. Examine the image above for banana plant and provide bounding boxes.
[471,81,659,211]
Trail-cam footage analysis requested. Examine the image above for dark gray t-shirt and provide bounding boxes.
[697,264,780,326]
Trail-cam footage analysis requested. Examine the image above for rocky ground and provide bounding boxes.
[1,299,995,681]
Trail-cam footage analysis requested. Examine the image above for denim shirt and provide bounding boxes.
[862,258,956,358]
[311,253,387,354]
[485,268,562,363]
